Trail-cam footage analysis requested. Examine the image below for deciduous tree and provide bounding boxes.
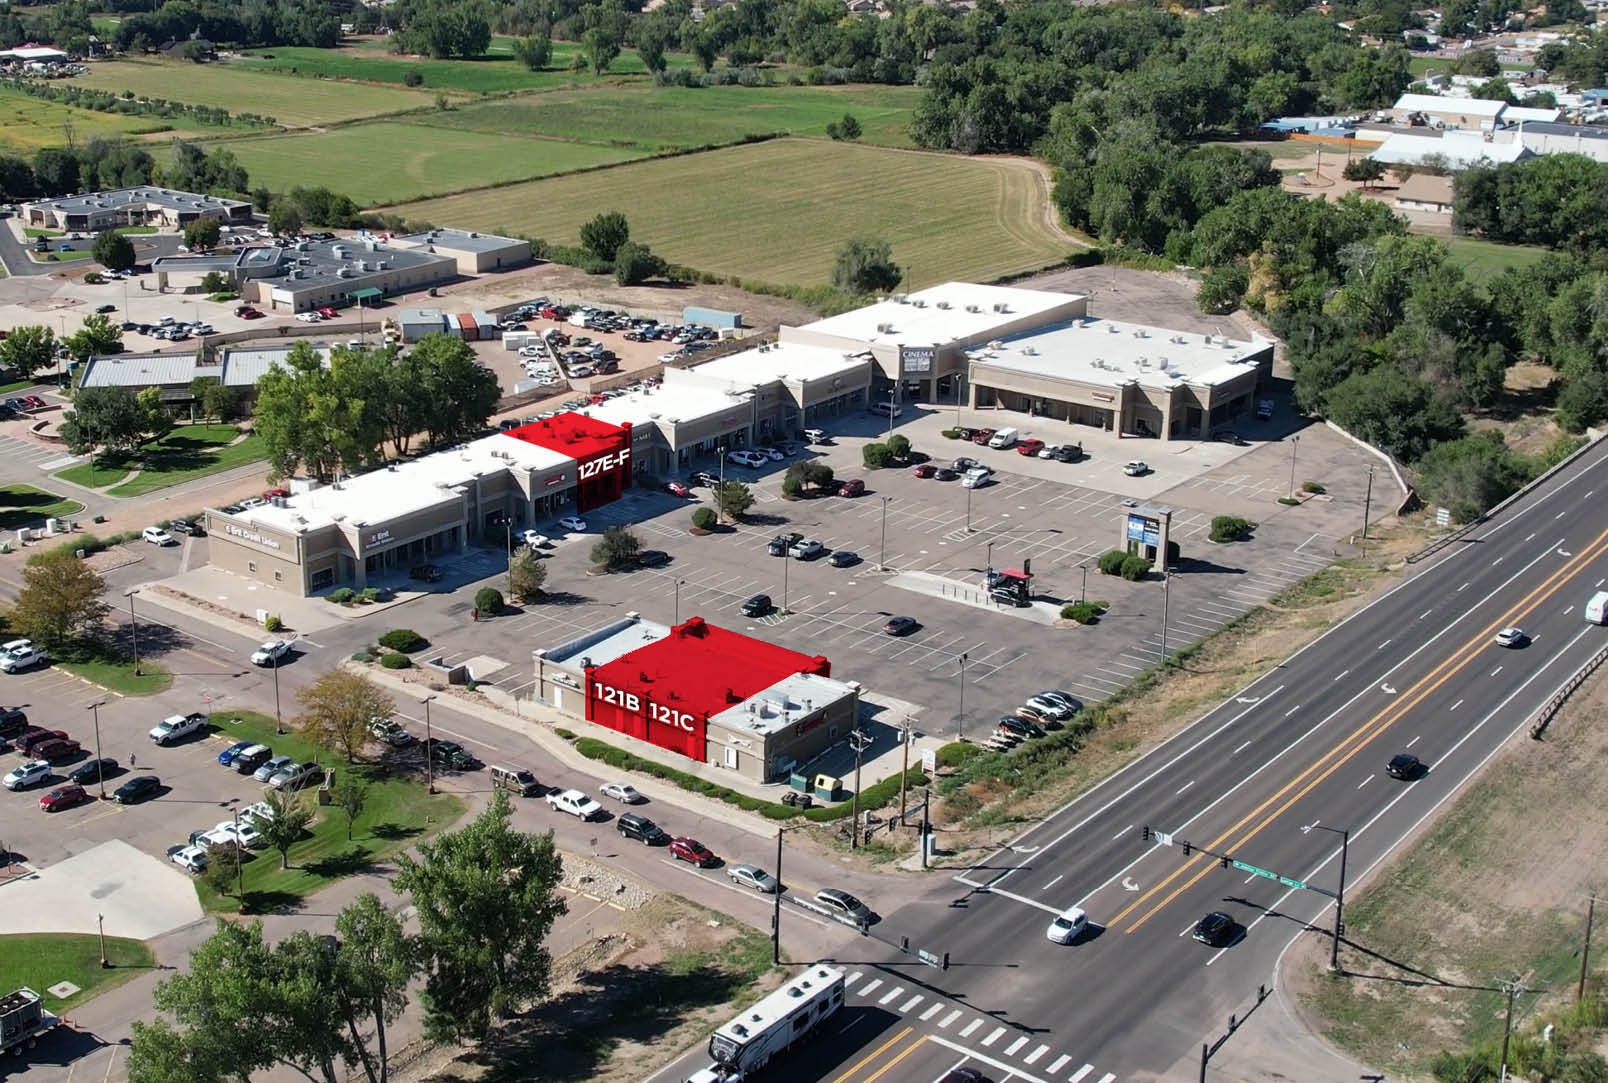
[295,668,394,763]
[183,217,221,252]
[11,549,111,648]
[509,30,551,69]
[579,210,630,262]
[59,386,148,454]
[509,547,547,601]
[0,325,57,380]
[258,788,313,870]
[716,479,754,520]
[831,235,901,294]
[65,313,122,359]
[589,524,640,569]
[90,229,136,271]
[331,775,367,840]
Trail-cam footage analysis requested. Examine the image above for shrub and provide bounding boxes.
[403,69,422,86]
[941,428,962,439]
[263,614,282,632]
[29,533,105,563]
[360,587,384,603]
[379,651,412,669]
[1120,555,1152,581]
[1209,515,1256,542]
[1278,496,1300,506]
[1301,480,1326,494]
[691,506,717,531]
[328,587,356,604]
[474,586,503,615]
[862,442,892,469]
[936,741,979,768]
[351,649,374,663]
[1097,549,1129,576]
[378,628,427,652]
[886,434,910,461]
[781,474,803,498]
[554,727,576,740]
[83,271,104,284]
[1061,601,1100,623]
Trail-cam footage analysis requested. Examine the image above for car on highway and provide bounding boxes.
[557,515,587,532]
[727,864,779,893]
[1124,460,1150,476]
[617,812,668,845]
[1192,911,1236,947]
[1386,753,1423,780]
[250,640,292,666]
[829,550,860,567]
[231,745,273,773]
[39,783,86,812]
[1494,627,1530,648]
[788,538,824,560]
[882,616,919,636]
[3,759,51,790]
[149,712,207,745]
[600,781,644,804]
[113,775,160,804]
[669,837,717,867]
[814,888,872,924]
[740,594,772,618]
[547,788,604,820]
[253,754,295,782]
[1046,906,1088,944]
[68,758,117,785]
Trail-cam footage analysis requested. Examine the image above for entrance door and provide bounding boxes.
[723,745,738,770]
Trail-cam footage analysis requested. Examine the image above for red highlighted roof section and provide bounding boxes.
[502,411,631,462]
[589,617,830,722]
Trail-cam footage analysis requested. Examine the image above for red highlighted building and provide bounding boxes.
[503,413,632,514]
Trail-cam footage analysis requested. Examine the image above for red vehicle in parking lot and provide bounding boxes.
[667,481,691,497]
[911,463,936,478]
[837,478,865,497]
[40,783,87,811]
[971,428,996,445]
[239,308,264,319]
[317,306,339,319]
[1016,438,1045,456]
[16,728,67,756]
[670,837,718,867]
[34,737,82,762]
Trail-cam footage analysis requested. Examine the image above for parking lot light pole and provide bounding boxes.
[878,497,892,570]
[1080,564,1088,604]
[673,578,685,625]
[1302,822,1350,970]
[86,699,108,798]
[98,912,107,968]
[124,589,141,676]
[782,552,790,615]
[957,652,969,742]
[1288,434,1300,499]
[422,694,436,794]
[271,648,283,735]
[965,482,974,533]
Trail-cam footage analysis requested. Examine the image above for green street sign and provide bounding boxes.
[1230,859,1306,891]
[1279,874,1308,890]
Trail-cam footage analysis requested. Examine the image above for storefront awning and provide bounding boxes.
[348,287,382,300]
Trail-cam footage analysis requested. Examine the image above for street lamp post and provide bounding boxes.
[86,699,108,799]
[124,589,141,676]
[98,912,108,968]
[1079,564,1088,605]
[957,652,969,741]
[878,497,892,570]
[673,578,685,625]
[271,647,283,735]
[781,550,790,615]
[1160,563,1172,666]
[422,694,436,794]
[1288,434,1300,499]
[1302,822,1351,970]
[965,481,974,533]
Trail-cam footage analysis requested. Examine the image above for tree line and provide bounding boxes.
[109,0,342,53]
[0,138,248,204]
[0,78,275,130]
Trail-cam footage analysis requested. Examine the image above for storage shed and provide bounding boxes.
[398,307,448,343]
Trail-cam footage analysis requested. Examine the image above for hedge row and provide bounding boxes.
[571,737,927,822]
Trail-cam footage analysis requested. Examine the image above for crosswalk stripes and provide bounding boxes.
[981,1026,1006,1047]
[959,1018,983,1037]
[1048,1054,1071,1073]
[1024,1044,1049,1065]
[877,985,905,1006]
[938,1009,962,1028]
[1004,1036,1028,1055]
[919,1001,943,1020]
[1070,1066,1094,1082]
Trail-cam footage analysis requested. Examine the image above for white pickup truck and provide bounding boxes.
[149,711,208,745]
[546,788,604,821]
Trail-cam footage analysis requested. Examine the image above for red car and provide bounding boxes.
[233,305,254,317]
[239,308,264,319]
[971,429,996,445]
[1016,438,1045,456]
[667,481,690,497]
[22,395,45,410]
[837,478,865,497]
[16,728,67,756]
[669,837,717,867]
[40,783,87,812]
[34,737,82,762]
[262,487,290,500]
[317,306,339,319]
[911,463,936,478]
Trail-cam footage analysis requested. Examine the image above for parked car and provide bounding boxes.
[253,754,294,782]
[0,705,24,732]
[666,481,691,497]
[250,640,292,666]
[113,775,160,803]
[33,737,81,762]
[368,717,415,747]
[68,757,118,785]
[409,564,443,582]
[767,532,804,557]
[690,471,720,487]
[95,303,116,314]
[229,745,272,774]
[728,864,780,893]
[635,549,670,568]
[998,715,1045,739]
[557,516,587,532]
[239,308,265,319]
[1016,438,1045,456]
[149,712,207,745]
[911,463,936,478]
[1256,398,1274,420]
[142,526,176,546]
[669,837,717,867]
[617,812,668,845]
[425,739,475,769]
[217,740,256,766]
[837,478,865,497]
[788,538,824,560]
[546,788,604,820]
[1024,693,1075,719]
[268,761,322,791]
[727,449,768,468]
[4,759,51,790]
[829,550,860,567]
[600,781,644,804]
[170,844,208,873]
[883,616,919,636]
[0,643,49,673]
[15,728,68,756]
[1123,460,1150,476]
[740,593,772,617]
[317,306,339,319]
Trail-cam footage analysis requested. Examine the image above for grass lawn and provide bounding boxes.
[0,933,155,1012]
[196,711,465,914]
[441,84,921,151]
[70,58,439,126]
[0,378,38,394]
[23,226,61,237]
[1442,235,1550,283]
[392,137,1073,289]
[54,641,173,696]
[52,460,133,488]
[0,87,175,153]
[102,424,266,498]
[232,39,682,95]
[1199,137,1316,162]
[0,483,83,531]
[214,121,646,205]
[39,250,92,262]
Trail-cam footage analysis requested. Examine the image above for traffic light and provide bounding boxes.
[1182,842,1193,857]
[1141,825,1151,842]
[942,952,950,971]
[1220,854,1230,869]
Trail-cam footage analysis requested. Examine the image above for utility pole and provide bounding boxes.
[898,717,911,829]
[98,912,108,968]
[848,729,872,849]
[125,590,141,676]
[1498,977,1522,1083]
[1581,895,1597,1003]
[1079,564,1088,605]
[772,826,784,964]
[920,788,931,869]
[271,647,283,735]
[1361,465,1375,553]
[957,652,968,742]
[1288,434,1300,500]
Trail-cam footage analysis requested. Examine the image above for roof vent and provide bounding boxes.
[912,299,926,308]
[965,304,981,313]
[1107,324,1119,333]
[936,300,951,310]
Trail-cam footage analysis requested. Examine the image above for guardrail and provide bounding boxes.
[1530,638,1608,740]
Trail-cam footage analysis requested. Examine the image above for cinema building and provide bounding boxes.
[205,412,632,596]
[533,615,860,783]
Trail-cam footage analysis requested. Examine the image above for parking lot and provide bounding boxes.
[403,404,1382,740]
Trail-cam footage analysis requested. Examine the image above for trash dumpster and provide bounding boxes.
[813,774,844,802]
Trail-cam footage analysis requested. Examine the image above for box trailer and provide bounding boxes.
[682,305,742,330]
[1,988,60,1055]
[452,312,476,340]
[1587,591,1608,625]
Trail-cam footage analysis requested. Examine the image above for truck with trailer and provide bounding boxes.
[2,987,60,1056]
[682,965,844,1083]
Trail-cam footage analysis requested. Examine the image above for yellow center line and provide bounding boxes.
[1108,523,1608,933]
[862,1035,929,1083]
[832,1025,914,1083]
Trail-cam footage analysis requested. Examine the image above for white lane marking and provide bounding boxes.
[900,994,924,1013]
[1096,1074,1116,1083]
[960,1018,983,1037]
[1005,1036,1028,1055]
[921,1002,944,1021]
[927,1036,1055,1083]
[1419,609,1432,620]
[1244,873,1257,884]
[1357,775,1373,790]
[1333,669,1349,682]
[1070,1066,1095,1083]
[1233,740,1253,755]
[981,1026,1006,1047]
[1377,639,1392,650]
[878,986,905,1005]
[1526,533,1536,541]
[859,978,882,997]
[1450,700,1463,711]
[939,1009,962,1029]
[1175,780,1195,796]
[1111,824,1133,841]
[1458,581,1470,591]
[1044,874,1064,891]
[1284,704,1301,717]
[1025,1045,1049,1065]
[973,882,1061,915]
[1048,1055,1072,1074]
[1179,919,1197,937]
[1491,665,1504,676]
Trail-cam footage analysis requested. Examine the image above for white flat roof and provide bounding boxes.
[970,317,1271,391]
[693,341,867,385]
[571,377,751,431]
[709,671,856,737]
[799,282,1082,348]
[226,431,571,535]
[219,344,322,387]
[544,616,671,669]
[1394,92,1507,117]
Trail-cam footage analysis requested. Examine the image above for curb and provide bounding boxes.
[351,663,780,841]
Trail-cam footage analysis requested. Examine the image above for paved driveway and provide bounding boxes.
[0,839,202,938]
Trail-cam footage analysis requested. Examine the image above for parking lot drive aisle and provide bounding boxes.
[0,839,202,938]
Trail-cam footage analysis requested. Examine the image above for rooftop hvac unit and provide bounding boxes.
[965,304,981,313]
[648,412,661,419]
[468,231,479,238]
[365,239,378,252]
[994,302,1010,313]
[1023,346,1037,356]
[912,299,926,308]
[876,322,893,333]
[936,300,951,310]
[1172,334,1186,344]
[1107,324,1119,333]
[271,496,287,507]
[1132,329,1147,338]
[1202,333,1213,344]
[893,293,908,303]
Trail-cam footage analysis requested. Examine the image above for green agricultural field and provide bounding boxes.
[439,84,921,150]
[392,138,1075,288]
[214,121,645,205]
[0,86,175,152]
[233,38,681,95]
[70,59,439,126]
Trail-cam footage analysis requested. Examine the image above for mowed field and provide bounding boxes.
[440,84,921,150]
[391,138,1074,288]
[217,122,645,204]
[71,58,439,126]
[0,87,176,151]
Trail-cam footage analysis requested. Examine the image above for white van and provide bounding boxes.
[869,402,902,418]
[1587,591,1608,625]
[988,427,1019,449]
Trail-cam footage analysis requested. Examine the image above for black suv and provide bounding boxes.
[234,745,274,774]
[740,594,772,617]
[0,707,25,735]
[1386,753,1422,780]
[617,813,668,845]
[998,716,1044,740]
[1193,911,1236,947]
[767,532,803,557]
[1051,444,1082,462]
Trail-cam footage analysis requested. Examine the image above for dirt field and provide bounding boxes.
[1287,661,1608,1076]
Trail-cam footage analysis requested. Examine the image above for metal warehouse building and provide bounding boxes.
[534,614,860,783]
